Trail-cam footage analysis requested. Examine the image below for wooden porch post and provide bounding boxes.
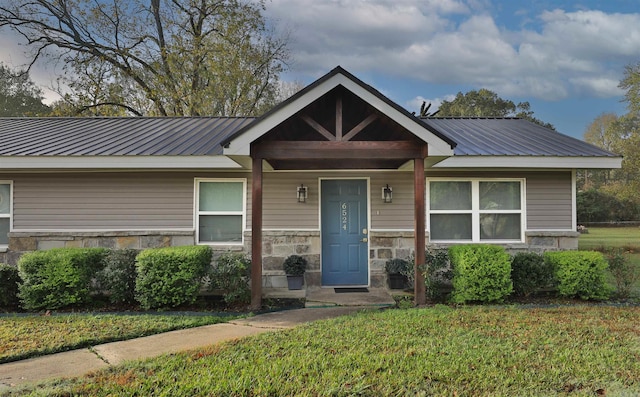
[414,157,426,305]
[251,156,263,310]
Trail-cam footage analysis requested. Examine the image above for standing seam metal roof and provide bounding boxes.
[0,116,619,158]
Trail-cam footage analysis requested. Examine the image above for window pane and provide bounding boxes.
[0,184,9,214]
[0,218,8,245]
[199,215,242,242]
[479,182,520,210]
[431,214,472,240]
[480,214,521,240]
[199,182,243,212]
[430,181,471,210]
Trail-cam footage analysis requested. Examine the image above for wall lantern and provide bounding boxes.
[382,184,393,203]
[297,184,308,203]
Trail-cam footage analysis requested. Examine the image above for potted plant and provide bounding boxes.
[283,255,307,290]
[385,258,410,289]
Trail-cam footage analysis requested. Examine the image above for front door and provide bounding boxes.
[321,179,369,286]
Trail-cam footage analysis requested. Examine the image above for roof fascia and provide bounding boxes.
[223,70,455,157]
[0,156,243,170]
[432,156,623,169]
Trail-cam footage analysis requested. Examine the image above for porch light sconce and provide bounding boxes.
[297,184,308,203]
[382,184,393,203]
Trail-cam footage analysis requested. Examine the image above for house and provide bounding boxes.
[0,67,621,306]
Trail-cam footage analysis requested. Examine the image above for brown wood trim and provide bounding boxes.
[342,114,377,141]
[253,140,427,160]
[414,157,426,305]
[336,96,343,141]
[301,115,334,141]
[251,157,263,310]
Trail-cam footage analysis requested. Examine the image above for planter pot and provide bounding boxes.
[286,275,304,290]
[387,273,408,290]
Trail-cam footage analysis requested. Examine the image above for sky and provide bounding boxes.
[261,0,640,139]
[1,0,639,140]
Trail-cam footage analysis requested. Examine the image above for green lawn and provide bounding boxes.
[13,306,640,396]
[0,313,242,364]
[579,226,640,253]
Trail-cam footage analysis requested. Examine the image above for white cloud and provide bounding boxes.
[267,1,640,100]
[406,94,456,114]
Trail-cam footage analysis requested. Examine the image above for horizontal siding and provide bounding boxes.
[526,172,572,229]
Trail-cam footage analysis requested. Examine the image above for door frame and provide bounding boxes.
[318,177,371,287]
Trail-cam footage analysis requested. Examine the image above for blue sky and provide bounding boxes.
[264,0,640,139]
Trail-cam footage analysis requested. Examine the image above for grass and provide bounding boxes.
[0,313,242,364]
[11,305,640,396]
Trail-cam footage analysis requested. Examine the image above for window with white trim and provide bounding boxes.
[428,179,524,242]
[196,179,246,244]
[0,182,11,246]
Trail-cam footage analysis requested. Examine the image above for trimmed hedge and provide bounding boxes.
[511,252,554,297]
[135,245,212,310]
[449,244,512,303]
[17,248,107,310]
[96,249,139,304]
[544,251,611,300]
[0,264,20,308]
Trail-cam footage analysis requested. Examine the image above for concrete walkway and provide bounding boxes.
[0,307,369,391]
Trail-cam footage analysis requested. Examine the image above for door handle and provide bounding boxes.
[361,238,368,243]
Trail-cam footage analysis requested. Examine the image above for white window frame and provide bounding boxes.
[0,181,12,248]
[427,178,526,243]
[194,178,246,246]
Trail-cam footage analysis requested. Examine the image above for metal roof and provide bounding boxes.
[0,116,618,159]
[0,117,254,156]
[422,117,617,157]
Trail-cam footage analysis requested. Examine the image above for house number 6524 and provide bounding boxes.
[341,203,348,230]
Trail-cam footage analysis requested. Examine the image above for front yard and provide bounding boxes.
[9,305,640,396]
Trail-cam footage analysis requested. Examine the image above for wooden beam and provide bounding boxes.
[253,140,427,160]
[342,114,377,141]
[335,96,343,141]
[414,157,426,306]
[301,115,334,141]
[251,156,263,310]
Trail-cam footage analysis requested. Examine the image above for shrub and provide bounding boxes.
[385,258,410,275]
[209,252,251,305]
[135,246,212,310]
[424,249,452,301]
[603,248,639,298]
[18,248,107,311]
[96,249,139,304]
[0,264,20,308]
[283,255,308,276]
[511,252,554,297]
[449,244,512,303]
[544,251,611,300]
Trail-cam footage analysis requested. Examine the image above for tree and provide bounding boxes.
[620,62,640,114]
[436,88,555,129]
[0,0,289,117]
[0,63,50,116]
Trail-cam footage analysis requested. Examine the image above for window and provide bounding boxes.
[0,182,11,246]
[428,179,524,242]
[196,179,246,244]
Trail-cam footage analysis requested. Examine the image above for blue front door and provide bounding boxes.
[321,179,369,286]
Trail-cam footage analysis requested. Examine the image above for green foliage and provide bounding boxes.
[436,88,555,129]
[620,61,640,114]
[96,249,139,304]
[209,252,251,305]
[0,62,50,116]
[283,254,308,276]
[0,313,241,364]
[423,249,452,301]
[384,258,410,275]
[544,251,611,300]
[510,252,554,297]
[449,244,512,303]
[577,189,640,222]
[135,246,212,310]
[604,248,640,298]
[17,248,107,311]
[0,263,20,308]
